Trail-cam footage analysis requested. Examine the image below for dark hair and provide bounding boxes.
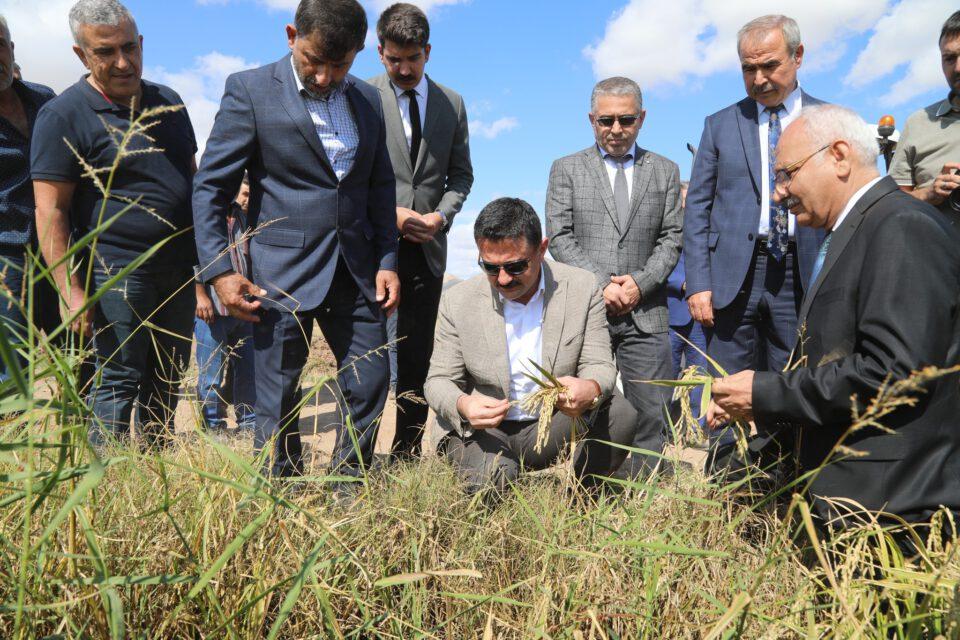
[376,3,429,48]
[941,10,960,45]
[295,0,367,60]
[474,198,542,248]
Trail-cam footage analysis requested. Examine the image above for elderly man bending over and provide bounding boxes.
[424,198,637,494]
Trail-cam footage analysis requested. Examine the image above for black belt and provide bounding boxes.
[757,238,796,255]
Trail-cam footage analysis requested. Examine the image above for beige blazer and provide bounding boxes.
[424,261,617,436]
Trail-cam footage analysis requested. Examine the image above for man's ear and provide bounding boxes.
[423,43,431,62]
[285,24,297,49]
[72,44,90,70]
[539,237,549,256]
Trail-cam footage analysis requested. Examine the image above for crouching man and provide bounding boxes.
[424,197,637,495]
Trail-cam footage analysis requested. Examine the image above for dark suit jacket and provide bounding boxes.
[753,177,960,523]
[367,74,473,277]
[193,55,396,311]
[685,93,826,309]
[666,252,692,327]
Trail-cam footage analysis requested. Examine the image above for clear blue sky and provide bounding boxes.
[6,0,956,277]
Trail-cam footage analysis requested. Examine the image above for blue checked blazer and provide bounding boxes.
[193,54,397,311]
[684,93,826,310]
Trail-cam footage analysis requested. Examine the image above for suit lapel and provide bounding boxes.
[735,99,762,196]
[584,149,621,234]
[623,146,653,238]
[275,56,336,180]
[798,178,896,323]
[481,285,512,398]
[540,264,566,373]
[380,80,413,176]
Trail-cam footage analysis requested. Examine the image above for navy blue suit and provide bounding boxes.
[193,55,397,477]
[684,93,826,379]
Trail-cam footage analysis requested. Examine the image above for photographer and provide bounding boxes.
[890,10,960,215]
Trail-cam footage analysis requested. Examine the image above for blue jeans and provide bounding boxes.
[0,249,26,382]
[670,320,708,426]
[88,269,195,447]
[194,314,256,430]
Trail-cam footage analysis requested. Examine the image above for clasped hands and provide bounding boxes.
[706,370,755,429]
[457,377,601,430]
[603,274,641,316]
[397,207,443,243]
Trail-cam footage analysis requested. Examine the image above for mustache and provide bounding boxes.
[752,83,774,95]
[783,196,800,209]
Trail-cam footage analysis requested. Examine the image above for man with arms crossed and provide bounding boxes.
[546,77,682,475]
[425,198,636,495]
[368,3,473,459]
[193,0,399,484]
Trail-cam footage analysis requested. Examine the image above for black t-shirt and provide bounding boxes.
[31,77,197,271]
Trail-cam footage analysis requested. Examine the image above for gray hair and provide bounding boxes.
[0,15,9,40]
[796,104,879,167]
[69,0,136,45]
[590,77,643,113]
[737,15,801,57]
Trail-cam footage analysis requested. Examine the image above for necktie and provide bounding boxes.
[404,89,422,168]
[810,232,832,285]
[767,105,789,261]
[611,155,632,229]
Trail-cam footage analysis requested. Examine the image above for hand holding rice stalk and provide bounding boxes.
[519,359,587,453]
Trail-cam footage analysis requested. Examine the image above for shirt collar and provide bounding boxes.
[76,75,148,113]
[597,143,637,163]
[935,92,960,117]
[498,266,546,306]
[757,83,802,118]
[290,56,345,100]
[391,74,428,99]
[831,175,883,232]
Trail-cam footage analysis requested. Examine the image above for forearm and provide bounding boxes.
[35,207,79,292]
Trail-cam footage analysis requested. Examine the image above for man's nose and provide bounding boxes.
[314,65,332,86]
[772,181,788,204]
[115,53,130,70]
[497,270,513,287]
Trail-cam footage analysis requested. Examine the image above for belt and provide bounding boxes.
[757,237,796,255]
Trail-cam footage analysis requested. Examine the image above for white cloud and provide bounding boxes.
[471,116,519,140]
[844,0,954,106]
[584,0,891,90]
[150,52,259,155]
[198,0,468,13]
[3,0,84,92]
[444,211,481,279]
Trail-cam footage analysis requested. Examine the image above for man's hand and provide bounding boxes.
[195,282,215,324]
[396,206,419,234]
[401,210,443,243]
[457,392,510,429]
[610,274,641,313]
[555,376,601,418]
[687,290,714,328]
[64,285,93,337]
[376,269,400,314]
[708,370,755,428]
[923,163,960,205]
[211,272,267,322]
[603,281,625,315]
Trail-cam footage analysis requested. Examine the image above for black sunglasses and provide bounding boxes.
[478,257,530,276]
[595,114,640,128]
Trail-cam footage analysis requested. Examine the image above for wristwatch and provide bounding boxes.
[589,392,602,410]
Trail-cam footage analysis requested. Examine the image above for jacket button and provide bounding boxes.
[618,241,624,248]
[756,196,761,205]
[748,233,754,241]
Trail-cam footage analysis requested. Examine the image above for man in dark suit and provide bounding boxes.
[684,15,825,406]
[368,3,473,458]
[193,0,399,481]
[708,104,960,527]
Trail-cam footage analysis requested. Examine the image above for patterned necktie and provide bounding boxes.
[767,105,789,261]
[610,154,632,229]
[810,232,832,285]
[404,89,422,168]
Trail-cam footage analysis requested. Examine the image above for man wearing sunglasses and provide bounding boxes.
[684,15,826,450]
[707,104,960,531]
[546,77,683,477]
[424,198,636,496]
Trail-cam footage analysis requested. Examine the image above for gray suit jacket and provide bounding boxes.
[545,145,683,334]
[368,74,474,277]
[424,261,617,437]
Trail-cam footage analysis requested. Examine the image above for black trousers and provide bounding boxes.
[392,239,444,456]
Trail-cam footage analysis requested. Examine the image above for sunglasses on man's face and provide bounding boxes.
[594,114,640,128]
[477,257,530,276]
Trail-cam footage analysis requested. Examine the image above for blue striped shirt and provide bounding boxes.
[289,57,358,180]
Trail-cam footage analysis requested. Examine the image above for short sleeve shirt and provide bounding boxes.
[889,94,960,215]
[31,77,198,270]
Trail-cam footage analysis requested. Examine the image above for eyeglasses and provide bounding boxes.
[774,143,831,186]
[477,257,530,276]
[594,114,641,128]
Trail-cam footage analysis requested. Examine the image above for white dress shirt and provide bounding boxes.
[831,176,883,232]
[501,269,546,421]
[597,144,636,200]
[758,85,802,237]
[392,75,428,151]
